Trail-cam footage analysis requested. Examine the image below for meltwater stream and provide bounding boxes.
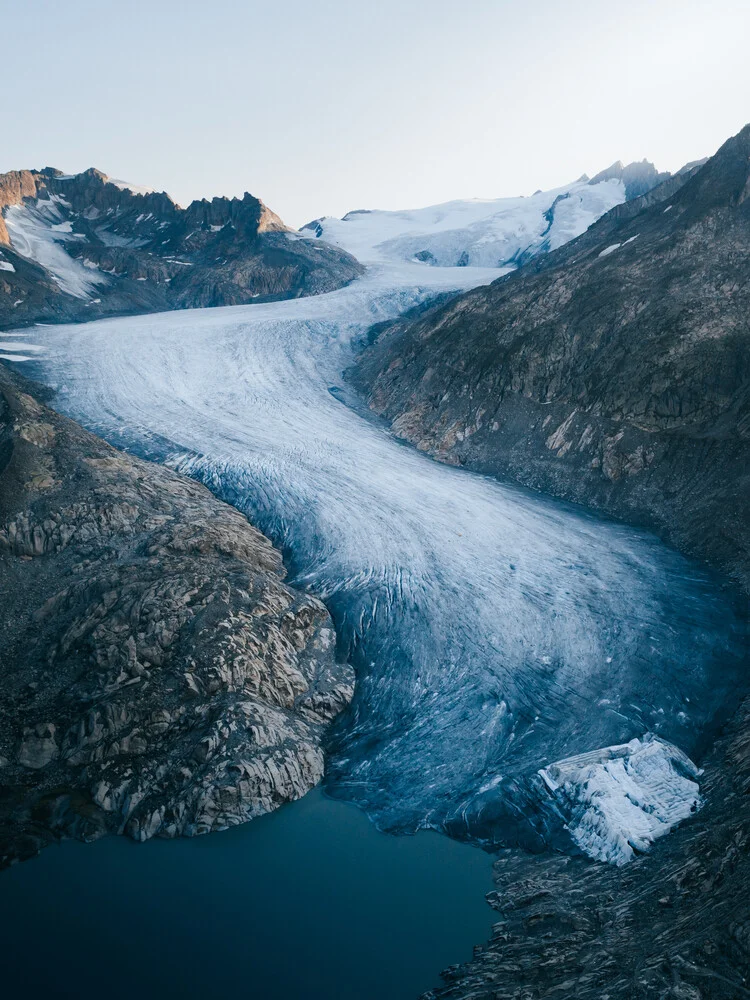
[13,262,745,854]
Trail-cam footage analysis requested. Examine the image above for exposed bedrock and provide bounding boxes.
[0,166,363,330]
[0,367,353,866]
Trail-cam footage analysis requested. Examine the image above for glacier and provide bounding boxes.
[4,194,109,299]
[13,254,745,862]
[303,177,627,269]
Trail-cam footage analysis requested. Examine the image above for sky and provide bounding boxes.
[2,0,749,229]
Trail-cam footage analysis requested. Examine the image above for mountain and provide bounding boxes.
[0,156,673,333]
[0,167,363,330]
[349,126,750,592]
[586,156,672,197]
[350,123,750,1000]
[0,364,353,865]
[302,158,671,269]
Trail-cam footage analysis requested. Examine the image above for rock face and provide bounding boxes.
[0,167,363,330]
[349,124,750,593]
[348,124,750,999]
[586,157,672,199]
[0,366,353,866]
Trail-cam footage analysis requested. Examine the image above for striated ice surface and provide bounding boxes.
[539,735,702,865]
[14,259,746,857]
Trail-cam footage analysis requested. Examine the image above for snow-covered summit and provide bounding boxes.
[302,163,667,270]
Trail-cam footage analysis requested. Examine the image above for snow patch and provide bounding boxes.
[539,735,702,865]
[0,341,44,353]
[4,200,108,299]
[0,261,16,273]
[598,243,621,257]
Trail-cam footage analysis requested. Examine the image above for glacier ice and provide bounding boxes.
[539,735,702,865]
[14,258,746,860]
[305,177,627,269]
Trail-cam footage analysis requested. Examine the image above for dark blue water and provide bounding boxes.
[0,789,493,1000]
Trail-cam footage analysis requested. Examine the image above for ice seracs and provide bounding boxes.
[539,735,703,865]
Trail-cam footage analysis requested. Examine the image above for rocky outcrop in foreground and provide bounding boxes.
[0,167,363,330]
[0,366,353,866]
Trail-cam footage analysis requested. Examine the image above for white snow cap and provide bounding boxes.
[306,175,628,269]
[539,734,702,865]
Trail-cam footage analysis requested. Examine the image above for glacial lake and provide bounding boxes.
[0,788,494,1000]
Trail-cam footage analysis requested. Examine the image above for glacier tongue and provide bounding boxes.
[12,260,745,854]
[539,735,702,865]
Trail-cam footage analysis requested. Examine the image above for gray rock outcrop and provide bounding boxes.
[0,366,353,865]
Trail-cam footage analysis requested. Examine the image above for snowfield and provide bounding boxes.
[304,177,627,268]
[14,255,745,863]
[4,195,108,299]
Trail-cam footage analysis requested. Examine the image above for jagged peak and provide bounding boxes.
[676,157,709,175]
[670,121,750,212]
[182,191,288,235]
[588,158,670,201]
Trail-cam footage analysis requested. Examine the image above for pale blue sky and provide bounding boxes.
[2,0,748,227]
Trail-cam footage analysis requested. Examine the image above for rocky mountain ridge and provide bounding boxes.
[0,166,363,330]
